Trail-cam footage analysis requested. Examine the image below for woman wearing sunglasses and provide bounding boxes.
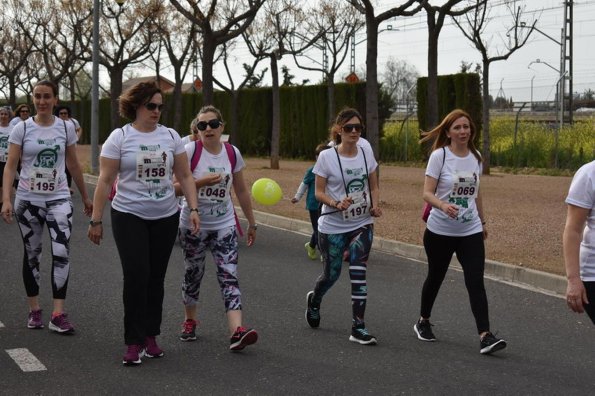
[10,104,31,127]
[87,81,200,366]
[305,107,382,345]
[176,105,258,351]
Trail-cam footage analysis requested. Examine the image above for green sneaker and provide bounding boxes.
[304,242,317,260]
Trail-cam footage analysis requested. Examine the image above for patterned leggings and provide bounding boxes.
[312,224,374,327]
[14,197,73,299]
[179,226,242,312]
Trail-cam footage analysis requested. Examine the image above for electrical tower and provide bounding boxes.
[562,0,573,123]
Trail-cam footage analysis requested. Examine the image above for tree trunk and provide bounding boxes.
[110,67,124,131]
[365,17,380,159]
[482,61,491,175]
[270,55,280,170]
[327,74,335,125]
[230,90,240,145]
[426,10,439,130]
[201,35,216,106]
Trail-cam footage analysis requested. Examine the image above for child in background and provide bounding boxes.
[291,143,330,260]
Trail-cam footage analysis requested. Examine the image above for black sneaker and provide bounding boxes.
[349,324,377,345]
[305,291,320,328]
[414,319,436,342]
[480,332,507,355]
[229,327,258,351]
[180,319,198,342]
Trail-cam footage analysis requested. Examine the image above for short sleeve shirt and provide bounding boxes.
[565,160,595,281]
[425,147,483,237]
[101,124,185,220]
[9,117,77,201]
[314,146,377,234]
[179,142,245,231]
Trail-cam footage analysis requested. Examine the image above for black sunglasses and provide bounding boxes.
[342,124,363,133]
[197,119,222,131]
[144,102,164,111]
[59,112,68,115]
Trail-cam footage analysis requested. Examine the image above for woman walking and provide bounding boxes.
[87,81,200,366]
[414,109,506,355]
[304,107,382,345]
[1,80,92,334]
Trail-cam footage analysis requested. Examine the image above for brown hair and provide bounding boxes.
[14,103,31,116]
[196,105,225,123]
[419,108,482,163]
[118,82,162,120]
[328,107,364,145]
[34,80,59,97]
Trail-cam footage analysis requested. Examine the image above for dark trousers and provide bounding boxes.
[111,208,179,345]
[308,209,319,248]
[421,229,490,333]
[584,281,595,324]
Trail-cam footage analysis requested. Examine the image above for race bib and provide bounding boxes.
[198,172,232,203]
[29,167,57,193]
[342,190,370,221]
[450,172,479,200]
[136,151,168,181]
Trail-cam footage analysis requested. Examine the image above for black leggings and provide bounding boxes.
[584,281,595,324]
[421,229,490,334]
[308,209,319,248]
[111,208,179,345]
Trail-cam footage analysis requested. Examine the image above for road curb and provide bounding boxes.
[83,174,565,298]
[248,210,566,298]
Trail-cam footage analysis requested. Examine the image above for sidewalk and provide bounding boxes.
[83,174,567,298]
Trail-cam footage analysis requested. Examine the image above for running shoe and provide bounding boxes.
[27,309,44,329]
[229,327,258,351]
[414,319,436,342]
[180,319,198,342]
[480,332,507,355]
[304,242,317,260]
[123,344,145,366]
[49,313,75,334]
[144,336,164,358]
[349,324,377,345]
[305,291,320,328]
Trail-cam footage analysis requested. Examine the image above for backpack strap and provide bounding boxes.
[224,142,237,171]
[190,140,203,172]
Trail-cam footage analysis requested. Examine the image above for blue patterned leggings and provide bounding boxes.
[179,226,242,312]
[14,197,73,299]
[312,224,374,327]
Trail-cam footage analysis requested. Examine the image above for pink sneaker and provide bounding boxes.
[27,309,44,329]
[49,313,74,334]
[229,327,258,351]
[123,344,145,366]
[144,336,164,358]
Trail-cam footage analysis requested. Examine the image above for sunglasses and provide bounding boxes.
[144,102,164,111]
[197,119,222,131]
[342,124,363,133]
[20,109,30,113]
[59,112,68,116]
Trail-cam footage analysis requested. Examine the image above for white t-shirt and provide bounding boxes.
[0,124,13,163]
[181,135,193,146]
[179,142,245,231]
[101,124,185,220]
[328,136,373,153]
[9,117,77,200]
[9,117,26,127]
[565,160,595,281]
[425,147,483,237]
[314,145,378,234]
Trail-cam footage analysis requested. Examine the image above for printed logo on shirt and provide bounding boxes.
[34,146,60,168]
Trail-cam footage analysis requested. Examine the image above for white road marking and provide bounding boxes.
[0,321,5,328]
[6,348,47,372]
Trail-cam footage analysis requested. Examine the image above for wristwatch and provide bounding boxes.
[189,208,199,213]
[249,224,258,230]
[89,220,103,227]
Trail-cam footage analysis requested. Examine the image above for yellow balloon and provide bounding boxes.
[251,178,283,206]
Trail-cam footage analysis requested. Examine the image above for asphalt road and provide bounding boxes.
[1,189,594,395]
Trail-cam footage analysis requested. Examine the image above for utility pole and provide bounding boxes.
[562,0,573,124]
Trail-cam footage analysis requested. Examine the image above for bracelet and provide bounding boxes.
[189,208,199,213]
[89,220,102,227]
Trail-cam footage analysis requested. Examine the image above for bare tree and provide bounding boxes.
[169,0,265,106]
[244,0,323,169]
[82,0,161,129]
[346,0,424,158]
[453,0,535,174]
[153,8,198,131]
[419,0,480,129]
[213,41,267,144]
[291,0,364,124]
[382,57,419,110]
[0,1,40,107]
